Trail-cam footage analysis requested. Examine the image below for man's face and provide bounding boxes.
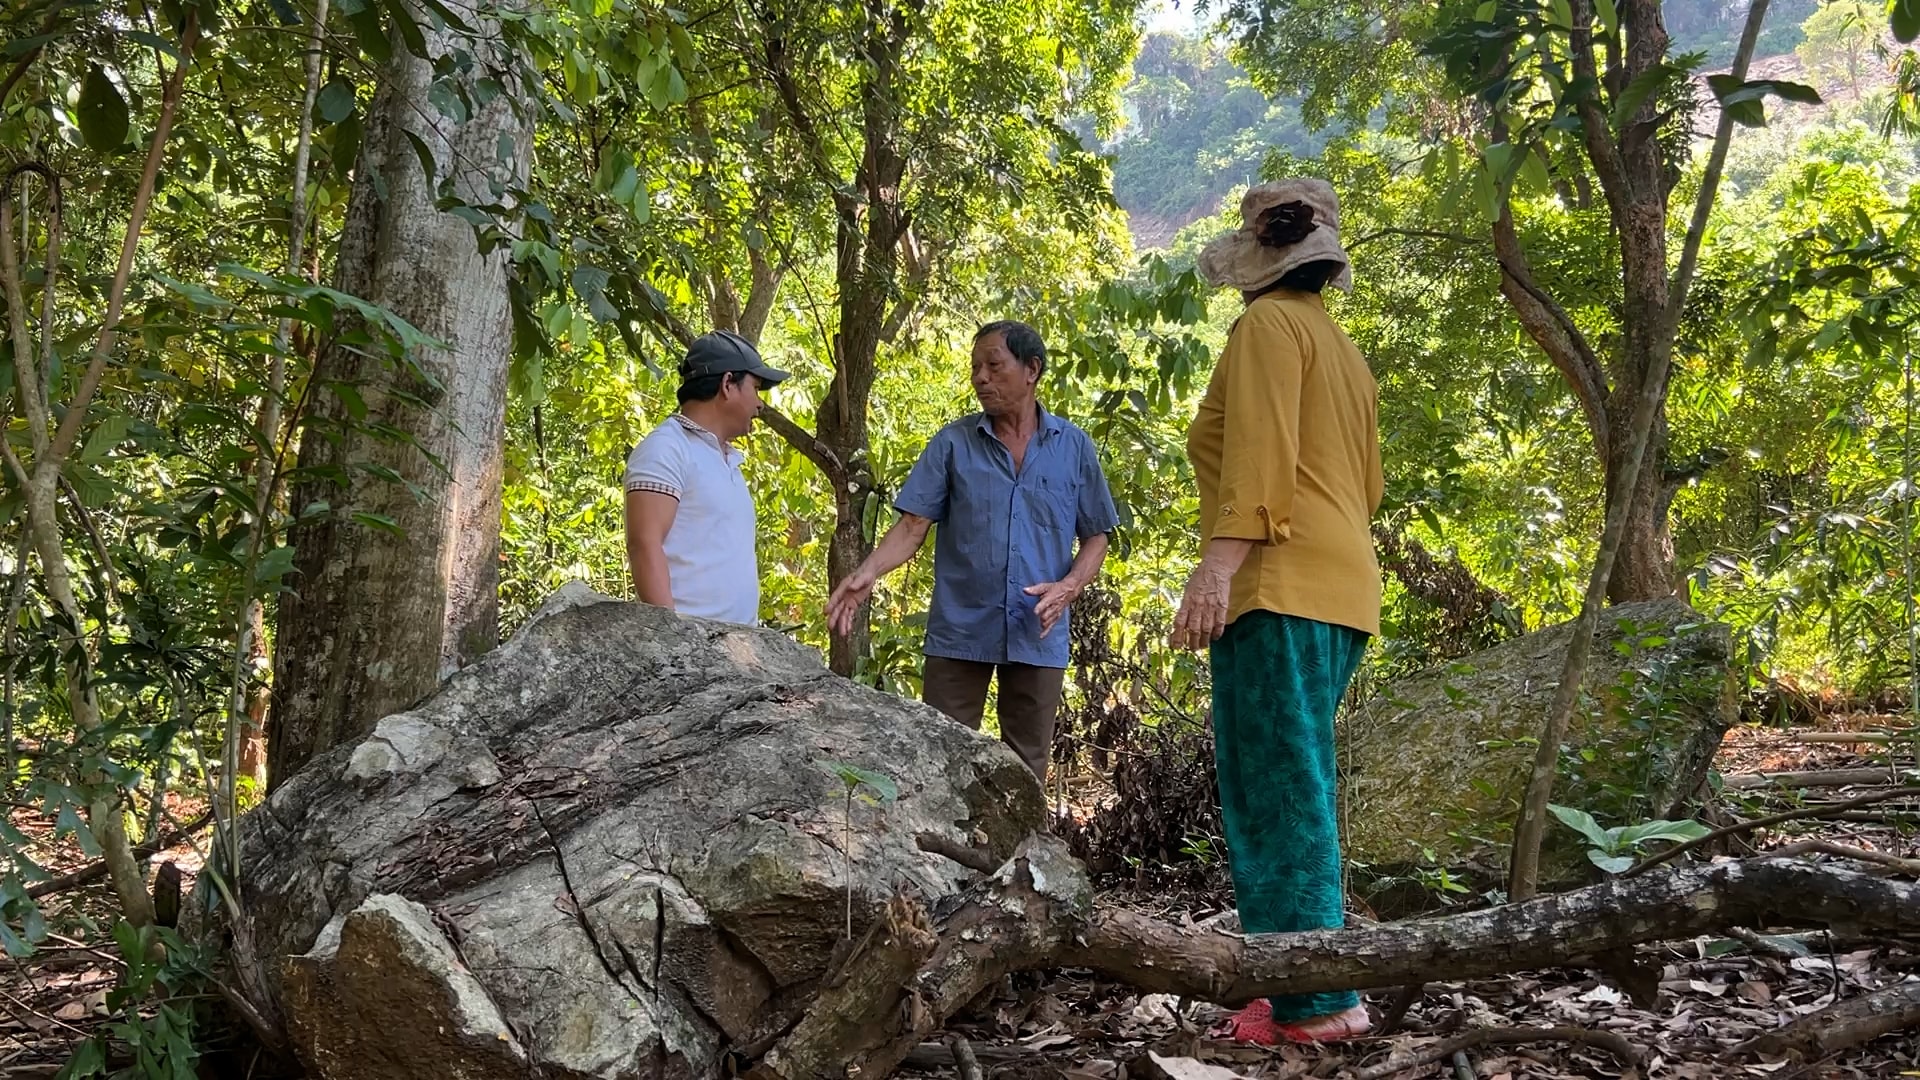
[720,372,767,438]
[971,333,1035,414]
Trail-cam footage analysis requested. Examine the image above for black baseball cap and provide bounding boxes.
[679,330,790,385]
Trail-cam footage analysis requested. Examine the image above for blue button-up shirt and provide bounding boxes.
[893,406,1119,668]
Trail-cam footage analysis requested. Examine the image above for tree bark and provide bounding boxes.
[1604,398,1675,601]
[269,0,530,788]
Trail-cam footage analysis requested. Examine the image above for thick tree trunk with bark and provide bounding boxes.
[1604,398,1676,601]
[269,2,530,788]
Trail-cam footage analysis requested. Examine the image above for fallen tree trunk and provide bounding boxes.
[222,588,1920,1080]
[1734,981,1920,1061]
[748,840,1920,1079]
[1723,768,1907,790]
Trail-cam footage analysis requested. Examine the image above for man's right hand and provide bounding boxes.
[827,569,877,637]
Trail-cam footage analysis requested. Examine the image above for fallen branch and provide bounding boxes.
[1723,768,1907,790]
[1064,856,1920,1005]
[900,1041,1043,1069]
[26,811,212,900]
[1354,1025,1644,1080]
[1626,787,1920,876]
[1796,731,1909,744]
[746,839,1920,1079]
[1769,839,1920,876]
[945,1034,983,1080]
[915,832,998,875]
[1733,981,1920,1061]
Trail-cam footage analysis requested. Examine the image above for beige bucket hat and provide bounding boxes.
[1196,177,1353,293]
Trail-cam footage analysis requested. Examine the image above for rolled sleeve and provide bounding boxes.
[624,434,685,498]
[1075,433,1120,539]
[1215,306,1303,545]
[894,431,952,522]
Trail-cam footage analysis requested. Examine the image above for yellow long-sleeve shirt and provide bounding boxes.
[1186,289,1384,635]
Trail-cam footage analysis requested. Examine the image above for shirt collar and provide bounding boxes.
[672,413,740,463]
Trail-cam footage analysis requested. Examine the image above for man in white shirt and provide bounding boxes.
[623,331,789,624]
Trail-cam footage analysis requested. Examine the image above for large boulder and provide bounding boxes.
[1340,599,1735,889]
[234,585,1043,1079]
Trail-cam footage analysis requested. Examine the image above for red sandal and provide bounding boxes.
[1211,1002,1371,1046]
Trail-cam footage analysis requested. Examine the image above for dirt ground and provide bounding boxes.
[0,716,1914,1079]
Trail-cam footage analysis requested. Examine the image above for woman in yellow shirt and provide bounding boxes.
[1173,178,1382,1045]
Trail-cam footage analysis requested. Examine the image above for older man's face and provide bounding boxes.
[971,333,1035,416]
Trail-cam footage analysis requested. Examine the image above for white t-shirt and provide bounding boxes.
[623,415,759,624]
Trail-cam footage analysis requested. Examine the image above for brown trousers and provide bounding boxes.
[921,657,1065,781]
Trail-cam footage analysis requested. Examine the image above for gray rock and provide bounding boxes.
[1341,599,1734,888]
[238,589,1043,1079]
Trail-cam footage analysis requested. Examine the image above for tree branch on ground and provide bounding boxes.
[1626,787,1920,875]
[742,840,1920,1079]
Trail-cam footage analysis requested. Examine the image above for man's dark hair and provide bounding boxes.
[974,320,1047,378]
[677,369,749,405]
[1249,259,1345,299]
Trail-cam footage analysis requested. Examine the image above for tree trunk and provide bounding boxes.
[240,600,269,788]
[1603,395,1675,602]
[269,1,530,789]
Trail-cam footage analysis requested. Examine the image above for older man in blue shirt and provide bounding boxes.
[827,321,1119,780]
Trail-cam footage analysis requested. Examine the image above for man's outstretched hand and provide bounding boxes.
[827,569,878,637]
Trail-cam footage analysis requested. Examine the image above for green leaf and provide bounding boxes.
[387,0,429,58]
[55,1035,105,1078]
[347,2,391,62]
[350,511,405,536]
[570,265,620,322]
[0,919,29,959]
[80,414,132,462]
[821,760,899,802]
[76,67,129,152]
[1613,818,1711,847]
[330,111,364,181]
[1706,76,1823,128]
[1518,147,1551,195]
[608,160,639,206]
[316,76,357,124]
[253,545,297,586]
[1547,0,1573,29]
[1547,803,1612,851]
[56,805,102,858]
[1894,0,1920,43]
[1610,62,1677,131]
[1588,851,1636,874]
[401,129,437,183]
[1594,0,1618,35]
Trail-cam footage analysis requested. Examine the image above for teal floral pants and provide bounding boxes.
[1210,609,1367,1022]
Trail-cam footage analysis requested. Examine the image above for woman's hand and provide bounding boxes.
[1170,538,1255,650]
[1170,561,1232,650]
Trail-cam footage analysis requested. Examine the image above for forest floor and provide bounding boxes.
[0,717,1910,1078]
[899,713,1920,1080]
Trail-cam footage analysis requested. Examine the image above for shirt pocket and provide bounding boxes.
[1019,470,1078,534]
